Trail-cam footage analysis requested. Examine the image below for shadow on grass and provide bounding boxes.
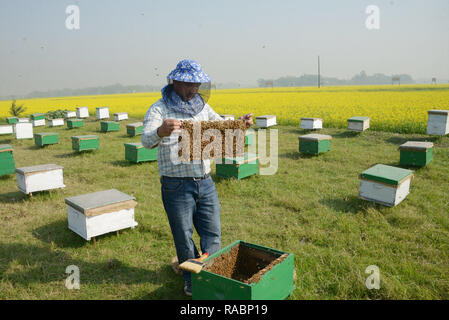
[332,131,362,139]
[279,151,316,160]
[386,135,442,146]
[27,145,42,151]
[0,191,27,203]
[110,160,135,167]
[0,138,13,144]
[319,195,380,214]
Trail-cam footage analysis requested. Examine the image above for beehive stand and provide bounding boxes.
[114,112,128,121]
[67,119,84,129]
[14,123,33,139]
[256,115,276,128]
[34,132,59,147]
[49,119,65,127]
[76,107,89,118]
[0,125,13,135]
[125,143,157,163]
[15,164,65,195]
[359,164,414,207]
[301,117,323,130]
[399,141,434,167]
[426,110,449,136]
[192,240,295,300]
[71,135,100,152]
[31,113,45,127]
[215,152,259,179]
[298,133,332,155]
[100,121,120,132]
[96,107,110,120]
[0,145,15,176]
[348,116,370,132]
[65,189,138,241]
[126,122,144,136]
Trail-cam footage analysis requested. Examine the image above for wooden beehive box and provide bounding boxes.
[96,107,110,120]
[126,122,143,136]
[215,152,259,179]
[100,121,120,132]
[34,132,59,147]
[15,164,65,195]
[256,115,276,128]
[348,116,370,132]
[359,164,414,207]
[65,189,138,241]
[0,144,15,176]
[67,118,84,129]
[14,123,33,139]
[301,117,323,130]
[18,118,30,123]
[6,117,18,124]
[49,118,64,127]
[298,133,332,155]
[76,107,89,118]
[192,240,295,300]
[124,142,157,163]
[114,112,128,121]
[220,114,235,120]
[31,113,46,127]
[65,111,76,119]
[71,135,99,152]
[0,125,13,135]
[426,110,449,136]
[399,141,434,167]
[245,131,254,146]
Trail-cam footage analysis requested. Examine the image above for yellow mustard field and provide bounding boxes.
[1,84,449,133]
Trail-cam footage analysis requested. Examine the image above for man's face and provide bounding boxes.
[173,80,201,102]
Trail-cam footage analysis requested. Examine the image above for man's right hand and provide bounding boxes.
[157,119,182,138]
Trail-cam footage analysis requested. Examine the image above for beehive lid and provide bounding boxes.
[7,117,18,120]
[428,109,449,115]
[34,132,58,137]
[125,142,143,149]
[16,164,63,175]
[256,115,276,120]
[77,106,88,109]
[69,118,83,122]
[0,144,13,153]
[101,121,117,124]
[31,113,44,117]
[301,117,321,121]
[298,133,332,141]
[71,135,98,140]
[127,122,143,128]
[96,106,108,109]
[114,112,127,116]
[360,164,413,186]
[222,152,258,165]
[348,116,370,122]
[65,189,136,217]
[399,141,434,151]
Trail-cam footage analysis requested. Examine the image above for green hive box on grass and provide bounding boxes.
[71,135,99,152]
[34,132,59,147]
[0,144,15,176]
[191,240,295,300]
[399,141,434,167]
[298,134,332,155]
[100,121,120,133]
[124,143,157,163]
[215,152,259,180]
[6,117,18,124]
[126,122,143,136]
[67,118,84,129]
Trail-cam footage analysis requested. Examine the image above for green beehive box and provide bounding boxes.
[399,141,434,167]
[67,118,84,129]
[124,142,157,163]
[215,152,259,180]
[34,132,59,147]
[0,144,15,176]
[298,134,332,155]
[100,121,120,132]
[126,122,144,136]
[6,117,18,124]
[192,240,295,300]
[30,113,45,120]
[71,135,99,152]
[245,132,254,146]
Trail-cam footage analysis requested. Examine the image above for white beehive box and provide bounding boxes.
[0,125,13,135]
[359,164,414,207]
[348,116,370,132]
[18,118,30,123]
[49,118,65,127]
[76,107,89,118]
[96,107,110,120]
[14,123,33,139]
[15,164,65,195]
[426,110,449,136]
[220,114,235,120]
[256,115,276,128]
[65,189,138,241]
[32,119,46,127]
[65,111,76,119]
[301,117,323,130]
[114,112,128,121]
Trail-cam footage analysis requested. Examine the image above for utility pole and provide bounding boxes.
[318,55,321,88]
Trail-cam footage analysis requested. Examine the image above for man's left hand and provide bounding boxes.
[239,113,253,128]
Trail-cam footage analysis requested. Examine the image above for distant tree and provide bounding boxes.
[9,100,27,117]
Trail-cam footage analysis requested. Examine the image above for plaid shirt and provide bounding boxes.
[141,98,223,177]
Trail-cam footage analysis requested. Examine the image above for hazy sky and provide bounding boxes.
[0,0,448,96]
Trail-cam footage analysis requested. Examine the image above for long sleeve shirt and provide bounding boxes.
[141,98,223,177]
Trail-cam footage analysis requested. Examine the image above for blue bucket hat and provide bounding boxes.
[167,59,211,83]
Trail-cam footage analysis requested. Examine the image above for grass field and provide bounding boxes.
[0,118,448,299]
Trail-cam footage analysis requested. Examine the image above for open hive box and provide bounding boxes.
[192,240,295,300]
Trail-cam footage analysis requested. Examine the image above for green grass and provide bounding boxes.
[0,119,448,299]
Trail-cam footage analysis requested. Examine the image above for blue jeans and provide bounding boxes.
[161,175,221,281]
